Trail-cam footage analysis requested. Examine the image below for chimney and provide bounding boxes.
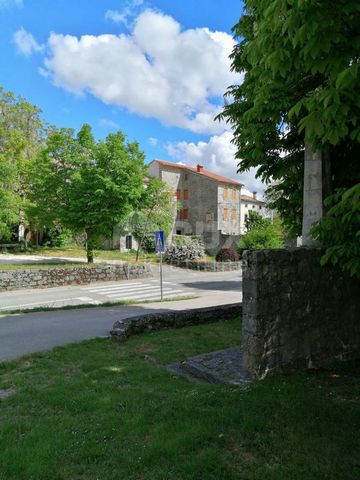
[197,164,204,173]
[253,191,257,200]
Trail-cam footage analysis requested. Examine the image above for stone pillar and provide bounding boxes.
[242,249,360,379]
[301,143,323,246]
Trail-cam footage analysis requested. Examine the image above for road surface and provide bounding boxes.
[0,263,242,362]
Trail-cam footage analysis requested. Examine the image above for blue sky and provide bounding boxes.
[0,0,263,193]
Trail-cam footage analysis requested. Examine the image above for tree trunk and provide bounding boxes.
[301,142,323,246]
[85,228,94,263]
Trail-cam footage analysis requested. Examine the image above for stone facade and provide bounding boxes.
[0,263,152,291]
[242,248,360,378]
[148,160,243,249]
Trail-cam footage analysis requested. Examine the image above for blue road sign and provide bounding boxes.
[155,231,165,253]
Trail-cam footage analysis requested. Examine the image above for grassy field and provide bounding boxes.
[3,246,215,264]
[8,246,161,263]
[0,318,359,479]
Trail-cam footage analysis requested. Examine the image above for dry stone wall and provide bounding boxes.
[242,248,360,378]
[0,263,152,291]
[168,260,242,272]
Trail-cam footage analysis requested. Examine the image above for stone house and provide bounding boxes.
[148,159,244,253]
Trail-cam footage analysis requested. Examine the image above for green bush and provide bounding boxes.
[238,222,284,254]
[165,236,205,263]
[216,247,239,262]
[311,184,360,278]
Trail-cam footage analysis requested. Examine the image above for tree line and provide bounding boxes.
[0,86,174,262]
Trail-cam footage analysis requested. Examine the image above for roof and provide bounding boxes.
[241,194,265,205]
[152,159,243,187]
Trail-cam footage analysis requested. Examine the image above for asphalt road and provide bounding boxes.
[0,263,242,362]
[0,264,242,310]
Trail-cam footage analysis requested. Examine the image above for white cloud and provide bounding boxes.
[99,118,120,129]
[42,9,238,134]
[148,136,159,147]
[167,131,266,195]
[105,0,144,28]
[0,0,22,8]
[13,28,44,56]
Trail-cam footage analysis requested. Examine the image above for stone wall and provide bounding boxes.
[0,263,152,291]
[242,248,360,378]
[111,303,242,342]
[168,260,242,272]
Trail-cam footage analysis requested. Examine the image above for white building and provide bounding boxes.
[240,192,267,234]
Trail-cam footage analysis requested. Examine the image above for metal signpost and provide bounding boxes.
[125,235,132,280]
[154,231,165,301]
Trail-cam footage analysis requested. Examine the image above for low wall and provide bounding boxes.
[242,248,360,378]
[168,260,242,272]
[111,303,242,341]
[0,263,152,291]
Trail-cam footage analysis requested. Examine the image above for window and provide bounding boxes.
[223,187,228,200]
[232,209,237,220]
[180,209,188,220]
[259,206,262,210]
[183,189,189,200]
[252,205,255,209]
[175,189,181,200]
[223,208,229,221]
[245,204,248,208]
[244,214,248,223]
[232,189,237,200]
[176,229,182,235]
[184,173,188,181]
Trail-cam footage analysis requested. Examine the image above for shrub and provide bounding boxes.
[165,236,205,263]
[216,247,239,262]
[238,223,284,254]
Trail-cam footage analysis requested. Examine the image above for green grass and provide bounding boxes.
[10,246,161,263]
[0,318,359,479]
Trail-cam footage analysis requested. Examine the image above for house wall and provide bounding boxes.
[218,185,242,235]
[184,171,218,235]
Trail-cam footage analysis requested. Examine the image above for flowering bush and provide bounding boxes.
[165,236,205,263]
[215,247,239,262]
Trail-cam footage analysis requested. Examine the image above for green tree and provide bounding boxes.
[217,0,360,274]
[0,86,44,241]
[125,178,175,261]
[245,210,268,232]
[29,124,146,262]
[239,214,284,252]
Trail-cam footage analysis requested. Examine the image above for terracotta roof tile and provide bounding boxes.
[153,159,243,186]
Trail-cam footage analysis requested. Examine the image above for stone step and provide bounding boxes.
[167,346,252,387]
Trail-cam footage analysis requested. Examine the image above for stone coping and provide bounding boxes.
[167,260,243,272]
[110,303,242,342]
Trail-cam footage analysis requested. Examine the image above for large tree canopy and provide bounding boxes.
[29,124,147,262]
[0,86,44,240]
[218,0,360,274]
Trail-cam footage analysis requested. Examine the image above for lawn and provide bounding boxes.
[0,317,359,480]
[9,246,161,263]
